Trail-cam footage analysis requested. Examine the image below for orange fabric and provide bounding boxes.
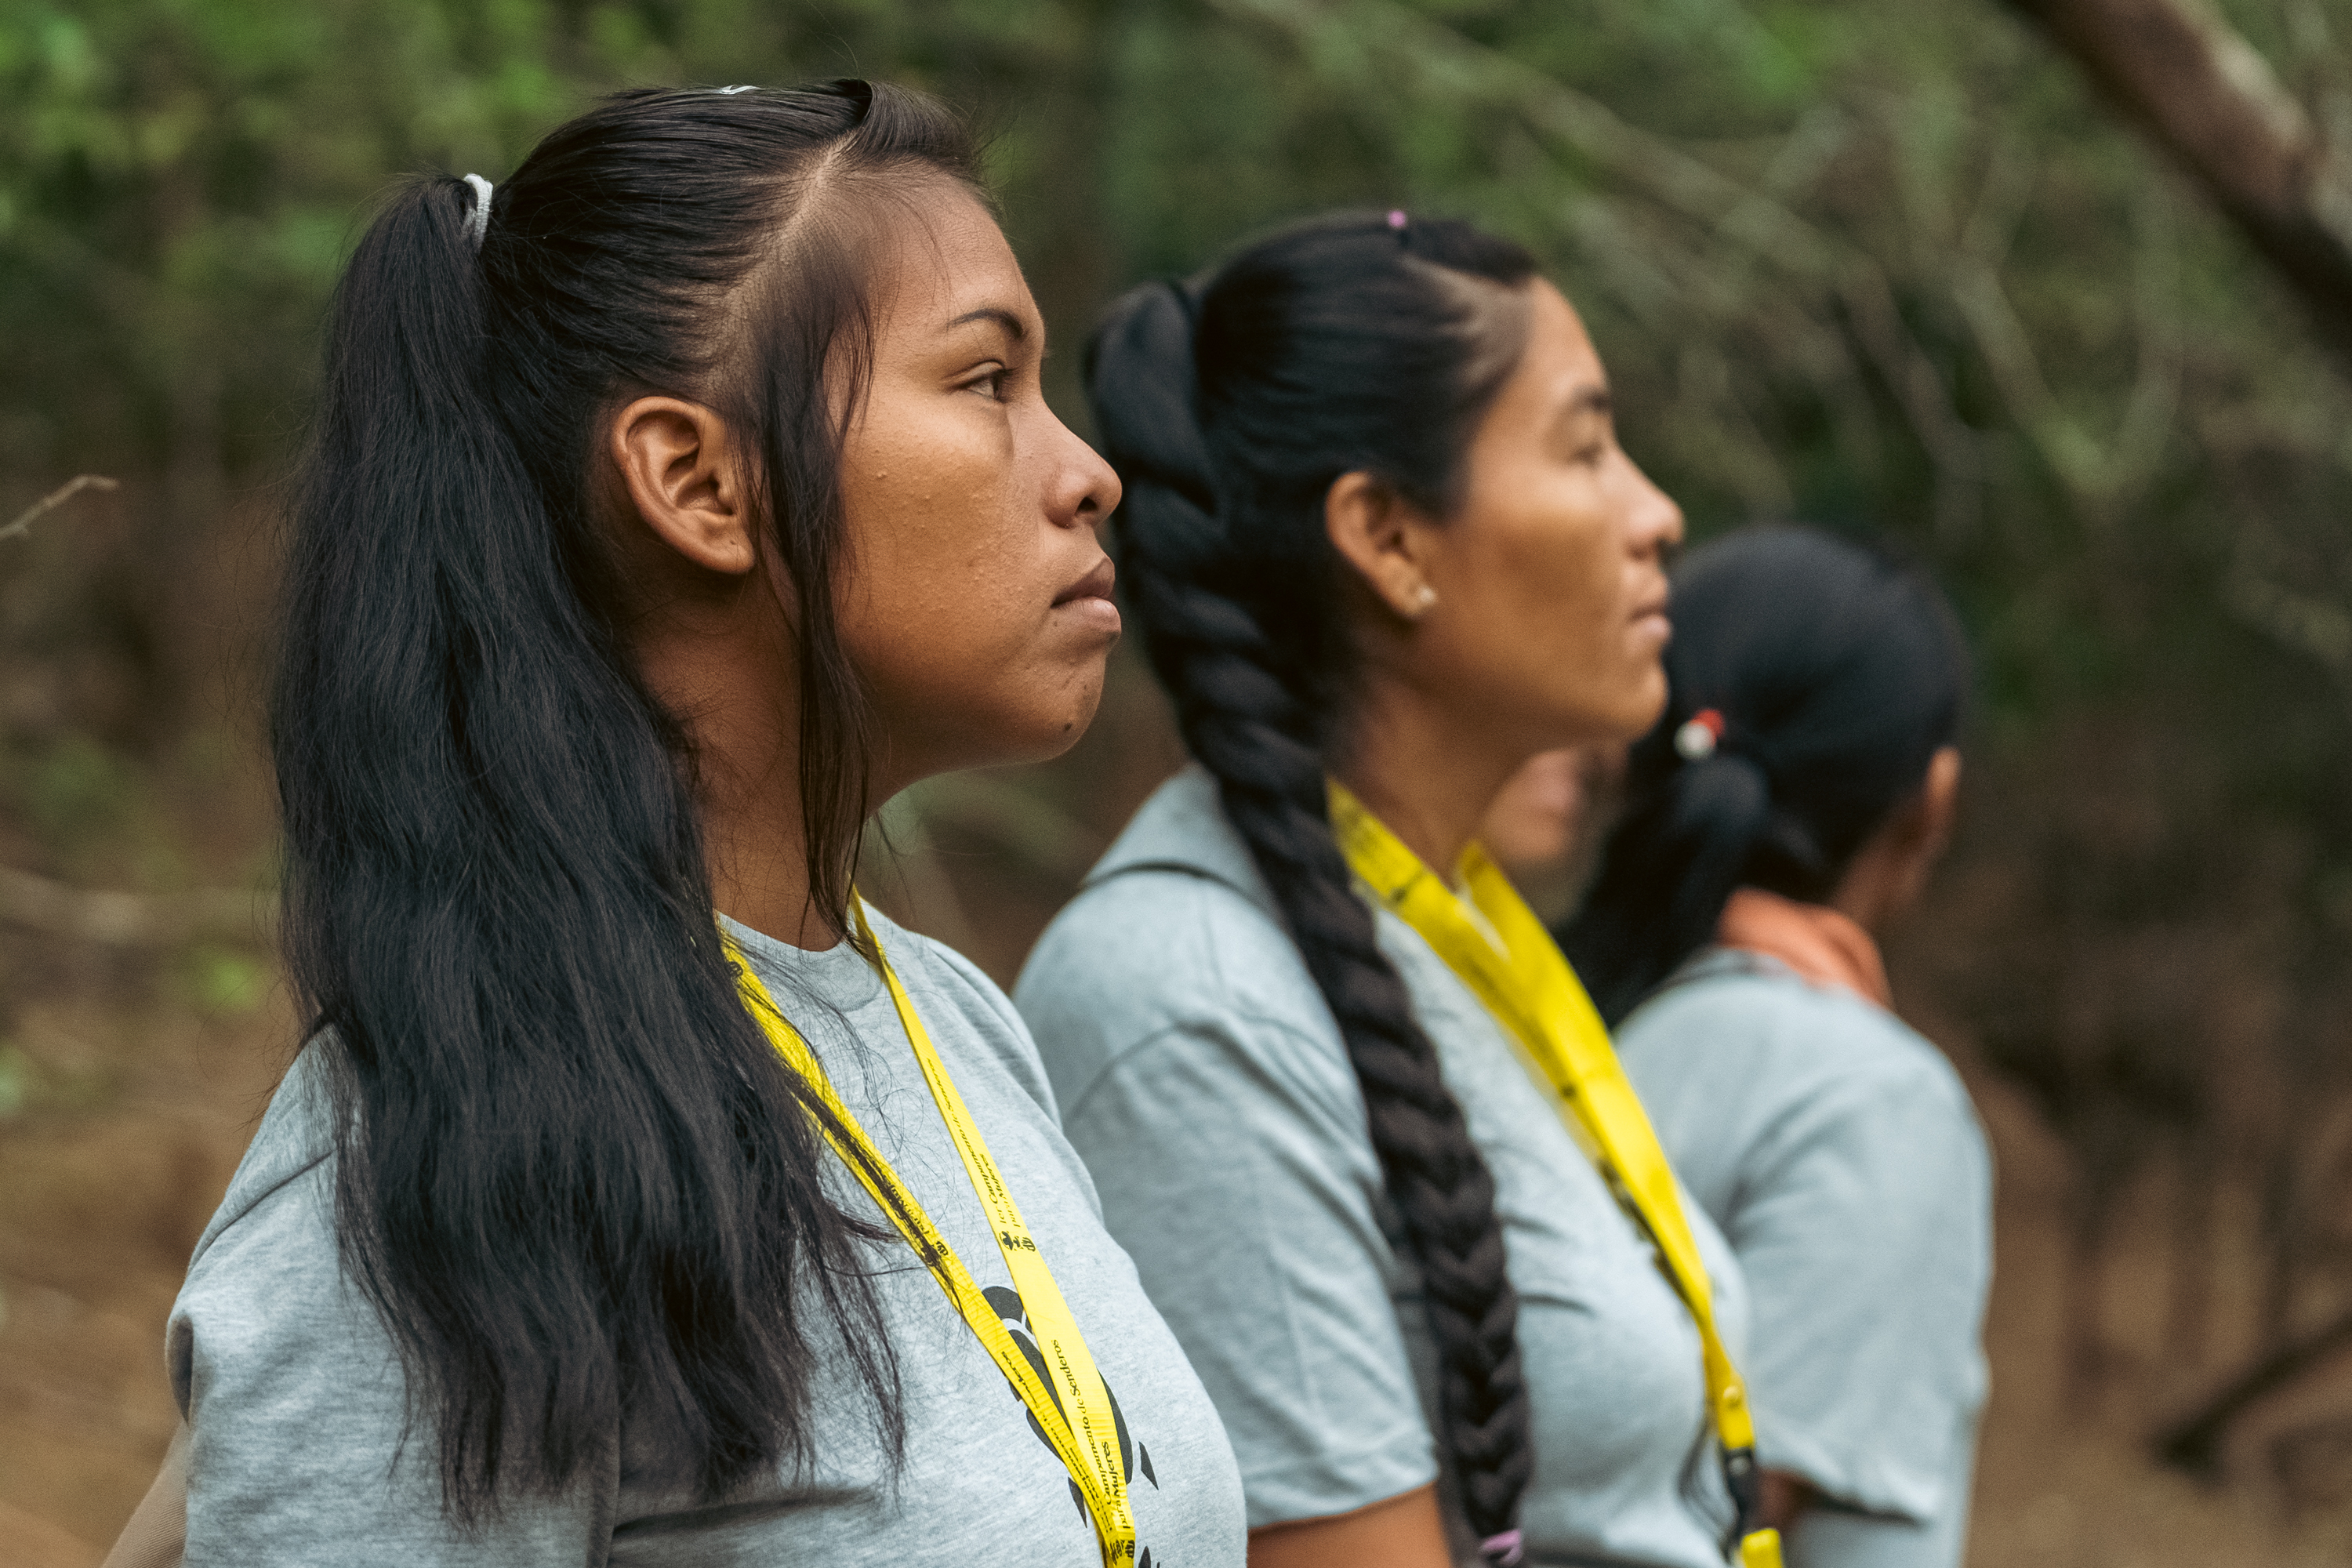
[1715,887,1891,1009]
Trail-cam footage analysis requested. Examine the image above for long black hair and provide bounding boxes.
[274,82,981,1520]
[1563,524,1969,1025]
[1086,212,1541,1548]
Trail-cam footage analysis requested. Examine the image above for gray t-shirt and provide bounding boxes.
[167,904,1247,1567]
[1617,950,1991,1568]
[1015,768,1749,1568]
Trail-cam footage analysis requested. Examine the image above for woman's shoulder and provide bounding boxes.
[1016,770,1358,1132]
[1617,952,1984,1210]
[1019,865,1342,1107]
[872,903,1024,1036]
[1624,951,1968,1106]
[170,1041,358,1409]
[1018,771,1330,1042]
[187,1042,339,1271]
[1027,858,1302,996]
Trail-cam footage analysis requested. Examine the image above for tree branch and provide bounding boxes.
[0,864,272,946]
[2005,0,2352,368]
[1207,0,1989,529]
[2157,1299,2352,1473]
[0,475,119,543]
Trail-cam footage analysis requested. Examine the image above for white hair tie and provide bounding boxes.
[461,173,493,249]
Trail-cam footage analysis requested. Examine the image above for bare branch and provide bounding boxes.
[0,476,121,543]
[0,864,273,946]
[1208,0,1836,270]
[1207,0,1991,529]
[1833,267,1986,538]
[2157,1300,2352,1473]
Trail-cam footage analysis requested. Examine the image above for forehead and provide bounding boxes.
[1465,278,1606,464]
[1515,279,1602,391]
[864,180,1029,325]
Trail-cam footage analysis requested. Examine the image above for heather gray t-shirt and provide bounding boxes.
[1015,768,1749,1568]
[167,903,1247,1568]
[1617,951,1991,1568]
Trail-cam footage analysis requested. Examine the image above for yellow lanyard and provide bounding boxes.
[1327,782,1784,1568]
[726,903,1136,1567]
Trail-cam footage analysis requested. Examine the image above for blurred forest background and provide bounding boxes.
[8,0,2352,1562]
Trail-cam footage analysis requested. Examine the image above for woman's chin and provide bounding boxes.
[982,684,1111,768]
[1582,698,1667,748]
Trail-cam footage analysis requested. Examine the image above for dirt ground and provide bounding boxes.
[1953,1069,2352,1567]
[0,985,282,1567]
[5,931,2352,1566]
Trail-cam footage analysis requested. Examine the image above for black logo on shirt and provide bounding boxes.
[985,1284,1160,1567]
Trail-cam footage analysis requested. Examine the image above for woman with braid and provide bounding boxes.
[1566,527,1991,1568]
[1018,212,1753,1568]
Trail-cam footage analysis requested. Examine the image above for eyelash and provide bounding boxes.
[964,366,1010,401]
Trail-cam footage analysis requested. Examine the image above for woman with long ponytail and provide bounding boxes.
[1017,213,1751,1568]
[159,82,1245,1566]
[1566,526,1991,1567]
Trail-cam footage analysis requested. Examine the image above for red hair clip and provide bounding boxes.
[1674,708,1726,761]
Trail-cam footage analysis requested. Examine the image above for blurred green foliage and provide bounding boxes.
[23,734,132,840]
[180,942,263,1013]
[8,0,2352,1392]
[8,0,2350,735]
[0,1042,29,1118]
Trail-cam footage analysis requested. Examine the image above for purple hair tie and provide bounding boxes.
[1481,1529,1525,1566]
[1387,208,1409,230]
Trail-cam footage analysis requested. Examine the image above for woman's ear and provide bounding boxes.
[612,396,754,575]
[1325,470,1441,621]
[1831,746,1964,931]
[1916,746,1962,862]
[1884,746,1963,921]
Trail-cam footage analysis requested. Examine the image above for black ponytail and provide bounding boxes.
[1561,524,1969,1025]
[1086,213,1541,1546]
[275,82,981,1519]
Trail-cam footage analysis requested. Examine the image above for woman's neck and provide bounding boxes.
[698,751,838,951]
[629,583,840,951]
[1330,681,1526,880]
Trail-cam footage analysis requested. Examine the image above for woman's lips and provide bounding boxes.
[1631,596,1671,646]
[1054,557,1116,606]
[1053,557,1121,636]
[1628,570,1671,640]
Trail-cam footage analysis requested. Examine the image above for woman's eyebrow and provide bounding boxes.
[943,305,1027,340]
[1548,384,1613,436]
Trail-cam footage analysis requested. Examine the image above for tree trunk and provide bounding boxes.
[2005,0,2352,368]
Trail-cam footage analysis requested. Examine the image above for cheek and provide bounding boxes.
[1448,481,1652,727]
[836,399,1023,670]
[829,398,1104,760]
[1474,490,1618,657]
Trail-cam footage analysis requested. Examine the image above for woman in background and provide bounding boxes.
[165,82,1244,1566]
[1477,742,1625,927]
[1563,524,1991,1568]
[1020,212,1771,1568]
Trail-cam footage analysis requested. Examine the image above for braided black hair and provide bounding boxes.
[1085,212,1541,1547]
[1562,524,1969,1025]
